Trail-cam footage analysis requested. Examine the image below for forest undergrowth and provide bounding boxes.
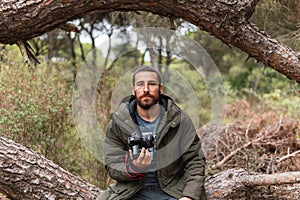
[200,99,300,175]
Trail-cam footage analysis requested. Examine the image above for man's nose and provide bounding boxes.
[143,83,149,92]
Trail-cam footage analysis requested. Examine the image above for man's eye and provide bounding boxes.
[136,82,144,87]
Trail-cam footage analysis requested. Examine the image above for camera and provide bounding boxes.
[128,133,155,159]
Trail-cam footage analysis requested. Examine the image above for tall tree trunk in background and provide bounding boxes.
[68,33,77,66]
[164,36,172,83]
[104,30,113,69]
[77,34,86,62]
[158,36,163,68]
[80,18,97,66]
[89,29,97,67]
[68,33,77,80]
[140,49,147,66]
[0,45,6,71]
[136,14,158,69]
[47,31,55,63]
[252,62,264,92]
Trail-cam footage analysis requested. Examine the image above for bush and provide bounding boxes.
[0,45,107,187]
[200,99,300,175]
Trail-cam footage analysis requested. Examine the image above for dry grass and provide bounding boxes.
[199,100,300,174]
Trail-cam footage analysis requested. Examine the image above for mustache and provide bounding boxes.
[141,93,154,98]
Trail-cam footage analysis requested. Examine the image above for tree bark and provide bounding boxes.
[205,168,300,200]
[0,0,299,82]
[1,136,300,199]
[0,136,101,200]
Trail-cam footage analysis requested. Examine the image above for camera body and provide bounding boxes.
[128,132,155,159]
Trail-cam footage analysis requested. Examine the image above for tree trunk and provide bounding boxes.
[1,136,300,199]
[205,168,300,200]
[0,136,101,200]
[0,0,299,82]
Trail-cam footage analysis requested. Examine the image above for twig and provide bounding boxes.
[211,140,254,170]
[277,150,300,163]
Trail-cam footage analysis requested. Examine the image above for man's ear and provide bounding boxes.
[159,84,163,94]
[131,86,135,96]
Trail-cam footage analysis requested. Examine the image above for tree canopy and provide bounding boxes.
[0,0,299,82]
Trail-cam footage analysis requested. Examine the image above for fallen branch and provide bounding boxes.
[211,137,261,170]
[277,150,300,163]
[244,171,300,186]
[211,141,252,170]
[0,136,101,199]
[201,110,300,173]
[206,168,300,200]
[2,136,300,199]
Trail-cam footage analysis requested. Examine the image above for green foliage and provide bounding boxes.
[0,45,107,188]
[263,87,300,119]
[227,64,298,95]
[170,62,211,125]
[188,29,299,128]
[225,63,299,120]
[0,47,71,149]
[188,31,254,75]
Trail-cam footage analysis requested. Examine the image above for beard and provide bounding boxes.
[135,92,160,110]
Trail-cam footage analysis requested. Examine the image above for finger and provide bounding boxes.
[138,150,151,165]
[138,148,146,159]
[144,150,152,164]
[135,148,147,164]
[129,149,134,161]
[140,147,146,154]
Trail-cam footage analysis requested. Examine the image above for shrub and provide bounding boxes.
[0,45,107,187]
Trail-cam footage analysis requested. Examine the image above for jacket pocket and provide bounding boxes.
[97,183,129,200]
[109,182,128,194]
[103,181,142,200]
[108,182,131,200]
[97,190,111,200]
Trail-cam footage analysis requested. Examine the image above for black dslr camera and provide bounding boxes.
[128,133,155,159]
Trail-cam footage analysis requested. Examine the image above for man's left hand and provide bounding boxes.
[179,197,192,200]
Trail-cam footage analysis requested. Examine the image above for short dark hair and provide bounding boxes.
[132,65,162,85]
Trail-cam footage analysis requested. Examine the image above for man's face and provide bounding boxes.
[132,71,163,110]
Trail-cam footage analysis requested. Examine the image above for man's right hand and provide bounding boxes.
[129,147,152,169]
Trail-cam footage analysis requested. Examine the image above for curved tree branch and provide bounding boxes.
[0,0,299,82]
[1,136,300,199]
[0,136,101,199]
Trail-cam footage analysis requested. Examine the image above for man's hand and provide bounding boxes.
[129,147,152,169]
[179,197,193,200]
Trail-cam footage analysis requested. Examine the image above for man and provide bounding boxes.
[99,65,207,200]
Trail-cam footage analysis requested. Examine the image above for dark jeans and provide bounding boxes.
[130,186,177,200]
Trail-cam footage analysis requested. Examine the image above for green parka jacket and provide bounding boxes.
[99,94,207,200]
